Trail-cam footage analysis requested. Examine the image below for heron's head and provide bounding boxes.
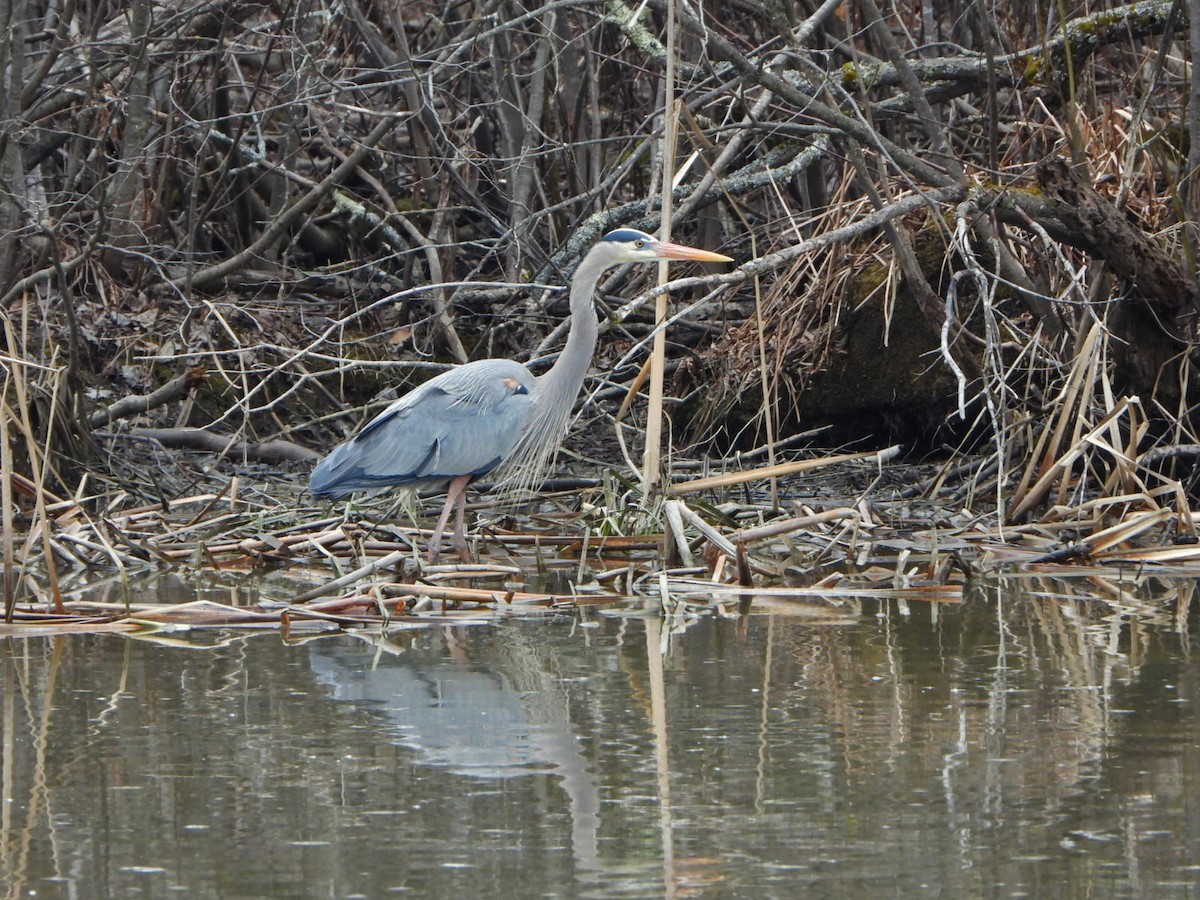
[596,228,734,265]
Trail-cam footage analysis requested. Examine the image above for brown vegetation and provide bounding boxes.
[4,0,1200,611]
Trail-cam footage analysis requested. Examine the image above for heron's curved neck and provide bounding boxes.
[538,249,604,400]
[501,245,611,496]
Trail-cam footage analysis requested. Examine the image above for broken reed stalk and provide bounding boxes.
[318,581,555,607]
[732,507,860,545]
[290,549,411,604]
[670,499,737,556]
[669,446,901,495]
[662,579,964,602]
[1009,322,1102,518]
[1087,508,1172,554]
[643,0,680,492]
[1007,397,1137,522]
[662,498,694,567]
[1102,393,1147,500]
[1056,334,1105,510]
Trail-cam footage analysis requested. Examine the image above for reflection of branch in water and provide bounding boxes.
[645,616,677,900]
[775,574,1191,823]
[755,615,775,814]
[3,637,66,891]
[1174,580,1193,638]
[91,637,132,735]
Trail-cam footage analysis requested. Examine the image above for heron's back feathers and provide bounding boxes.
[309,359,535,499]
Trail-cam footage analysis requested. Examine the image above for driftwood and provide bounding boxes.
[88,367,208,428]
[108,427,319,465]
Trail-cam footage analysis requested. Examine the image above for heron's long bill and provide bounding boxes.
[654,241,734,263]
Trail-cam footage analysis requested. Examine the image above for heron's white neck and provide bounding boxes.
[500,247,609,496]
[538,249,604,402]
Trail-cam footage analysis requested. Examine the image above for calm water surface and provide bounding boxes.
[3,580,1199,898]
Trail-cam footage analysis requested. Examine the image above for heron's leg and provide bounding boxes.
[428,482,460,564]
[451,476,472,562]
[428,474,471,564]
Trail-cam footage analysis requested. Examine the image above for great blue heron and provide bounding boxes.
[309,227,734,561]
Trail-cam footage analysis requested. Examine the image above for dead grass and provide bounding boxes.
[5,1,1200,632]
[7,433,1200,635]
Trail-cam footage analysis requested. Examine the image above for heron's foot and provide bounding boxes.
[452,534,473,564]
[424,540,471,565]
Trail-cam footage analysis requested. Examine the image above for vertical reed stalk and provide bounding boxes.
[749,232,778,509]
[3,313,65,613]
[643,0,679,491]
[1,370,14,621]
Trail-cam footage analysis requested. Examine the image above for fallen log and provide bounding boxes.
[100,426,319,464]
[88,367,208,428]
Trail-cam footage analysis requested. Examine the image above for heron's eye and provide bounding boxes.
[635,239,645,248]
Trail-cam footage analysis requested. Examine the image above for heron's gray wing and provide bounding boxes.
[310,361,534,498]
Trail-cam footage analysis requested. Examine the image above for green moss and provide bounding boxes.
[853,260,889,293]
[1072,8,1152,42]
[984,182,1043,198]
[840,61,883,91]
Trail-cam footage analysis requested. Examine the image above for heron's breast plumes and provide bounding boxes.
[491,377,578,500]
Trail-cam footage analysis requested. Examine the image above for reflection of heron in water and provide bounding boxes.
[308,630,600,871]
